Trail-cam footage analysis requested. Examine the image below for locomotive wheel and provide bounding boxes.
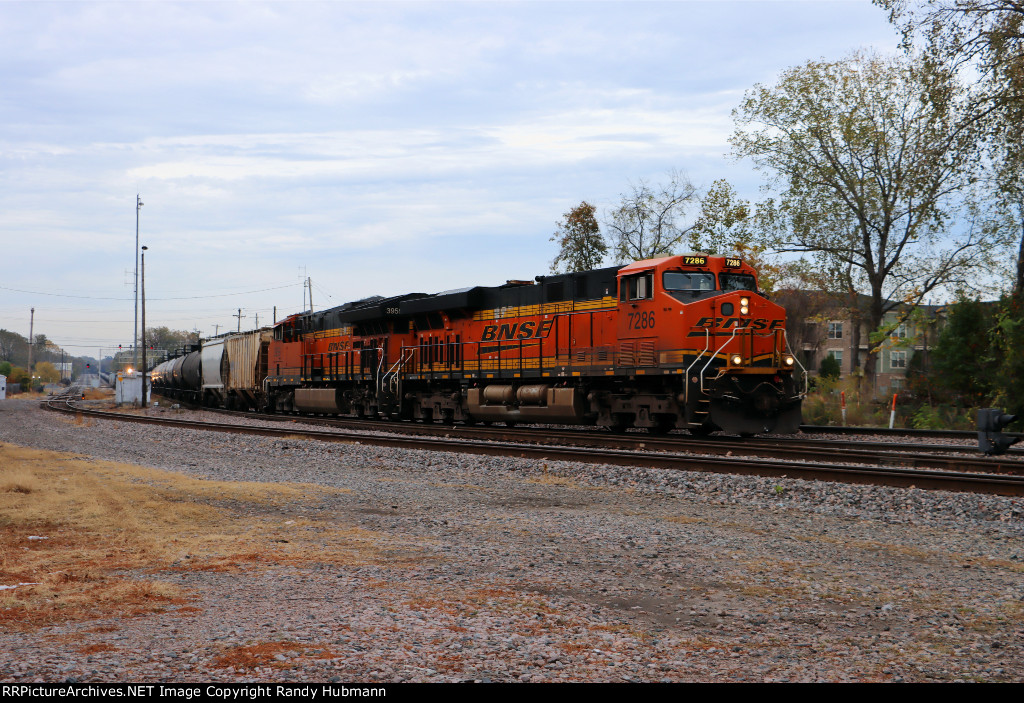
[505,421,517,428]
[689,424,716,436]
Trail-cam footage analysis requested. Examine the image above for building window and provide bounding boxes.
[828,349,842,369]
[890,350,907,369]
[828,321,843,339]
[891,376,906,390]
[891,323,908,339]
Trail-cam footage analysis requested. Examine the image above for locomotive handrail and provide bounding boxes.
[684,328,712,406]
[381,346,418,397]
[781,329,809,396]
[699,325,752,396]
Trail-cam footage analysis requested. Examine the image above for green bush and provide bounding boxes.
[818,354,841,380]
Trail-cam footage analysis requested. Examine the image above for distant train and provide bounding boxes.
[152,255,805,435]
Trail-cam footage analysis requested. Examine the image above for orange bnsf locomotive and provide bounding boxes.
[261,254,804,435]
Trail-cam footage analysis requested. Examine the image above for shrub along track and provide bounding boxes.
[47,394,1024,497]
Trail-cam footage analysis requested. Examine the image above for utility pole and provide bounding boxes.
[141,245,148,408]
[307,277,313,313]
[254,313,259,329]
[27,307,34,372]
[134,194,143,371]
[213,324,220,336]
[233,308,245,333]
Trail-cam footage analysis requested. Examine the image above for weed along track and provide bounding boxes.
[1,395,1022,682]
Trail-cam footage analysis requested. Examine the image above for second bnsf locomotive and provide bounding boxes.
[249,254,803,435]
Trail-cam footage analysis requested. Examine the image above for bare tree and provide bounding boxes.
[605,170,699,263]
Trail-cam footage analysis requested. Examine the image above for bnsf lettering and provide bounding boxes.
[480,319,554,341]
[690,317,784,336]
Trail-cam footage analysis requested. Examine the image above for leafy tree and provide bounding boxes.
[0,329,28,366]
[0,361,11,377]
[688,179,753,253]
[819,354,841,380]
[605,170,699,263]
[880,1,1024,298]
[929,297,997,403]
[990,295,1024,421]
[550,201,607,273]
[689,179,788,293]
[34,361,60,384]
[145,327,198,357]
[7,366,30,387]
[731,50,998,384]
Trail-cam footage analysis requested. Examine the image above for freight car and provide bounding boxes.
[150,328,272,409]
[260,254,804,435]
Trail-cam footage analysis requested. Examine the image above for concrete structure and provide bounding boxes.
[115,372,150,406]
[0,375,6,400]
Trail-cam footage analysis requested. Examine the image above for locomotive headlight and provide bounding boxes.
[784,355,795,366]
[739,297,749,315]
[731,354,743,366]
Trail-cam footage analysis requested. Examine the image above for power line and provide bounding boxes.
[0,282,300,301]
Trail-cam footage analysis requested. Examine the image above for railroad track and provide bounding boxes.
[180,403,1024,476]
[44,393,1024,497]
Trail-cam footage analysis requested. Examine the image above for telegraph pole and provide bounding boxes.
[134,195,143,371]
[27,307,34,373]
[234,308,245,333]
[141,246,148,408]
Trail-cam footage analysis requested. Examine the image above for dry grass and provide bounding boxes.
[0,441,418,630]
[211,641,342,670]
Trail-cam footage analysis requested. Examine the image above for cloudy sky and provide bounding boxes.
[0,0,901,357]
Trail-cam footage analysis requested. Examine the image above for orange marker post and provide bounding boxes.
[889,393,897,429]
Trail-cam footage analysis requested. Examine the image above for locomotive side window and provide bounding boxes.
[719,273,758,292]
[663,271,715,301]
[621,272,654,301]
[663,272,714,291]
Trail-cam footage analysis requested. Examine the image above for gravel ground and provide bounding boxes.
[2,397,1023,683]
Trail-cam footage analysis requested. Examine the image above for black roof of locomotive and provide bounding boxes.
[296,265,621,333]
[399,265,620,316]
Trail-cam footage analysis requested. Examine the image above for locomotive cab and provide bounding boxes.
[614,255,803,435]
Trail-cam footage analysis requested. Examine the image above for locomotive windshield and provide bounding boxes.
[719,272,757,292]
[663,271,715,301]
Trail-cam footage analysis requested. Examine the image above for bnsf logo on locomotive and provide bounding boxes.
[480,320,554,342]
[689,317,785,336]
